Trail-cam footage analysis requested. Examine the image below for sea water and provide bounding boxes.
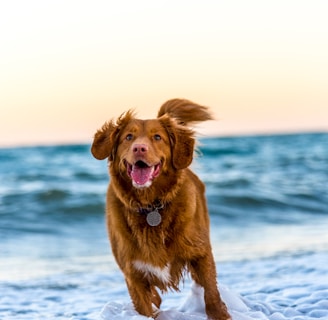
[0,133,327,319]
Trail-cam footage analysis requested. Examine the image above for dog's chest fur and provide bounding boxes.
[133,261,172,285]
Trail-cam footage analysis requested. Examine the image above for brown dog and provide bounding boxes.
[91,99,231,320]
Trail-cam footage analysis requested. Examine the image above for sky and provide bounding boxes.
[1,0,327,147]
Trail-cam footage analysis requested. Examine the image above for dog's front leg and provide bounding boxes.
[190,254,231,320]
[125,276,158,318]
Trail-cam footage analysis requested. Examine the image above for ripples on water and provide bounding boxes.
[1,133,328,320]
[199,133,328,223]
[0,133,327,262]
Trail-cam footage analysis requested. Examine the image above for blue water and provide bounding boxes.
[1,132,328,319]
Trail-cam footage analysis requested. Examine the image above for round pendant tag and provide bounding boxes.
[146,210,162,226]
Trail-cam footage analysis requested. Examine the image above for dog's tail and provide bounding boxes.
[157,98,213,126]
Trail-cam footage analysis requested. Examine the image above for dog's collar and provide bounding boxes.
[137,200,164,214]
[137,201,164,227]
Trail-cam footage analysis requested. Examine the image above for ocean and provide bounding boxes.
[1,132,328,320]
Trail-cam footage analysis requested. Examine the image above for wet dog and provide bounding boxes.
[91,99,230,319]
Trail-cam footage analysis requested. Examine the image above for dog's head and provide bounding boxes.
[91,99,212,189]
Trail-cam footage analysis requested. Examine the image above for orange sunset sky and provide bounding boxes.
[1,0,327,147]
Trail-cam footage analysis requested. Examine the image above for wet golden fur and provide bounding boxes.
[91,99,230,319]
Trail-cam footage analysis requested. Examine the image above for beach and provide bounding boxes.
[1,133,327,319]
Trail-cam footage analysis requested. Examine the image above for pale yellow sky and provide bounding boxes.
[1,0,327,146]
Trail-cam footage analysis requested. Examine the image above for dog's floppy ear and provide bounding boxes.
[172,126,195,169]
[158,98,213,169]
[159,115,195,170]
[91,121,118,160]
[91,110,134,161]
[157,98,213,126]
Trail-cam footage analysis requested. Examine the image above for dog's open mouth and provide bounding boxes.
[126,160,161,187]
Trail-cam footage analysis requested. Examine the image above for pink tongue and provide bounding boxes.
[131,166,153,185]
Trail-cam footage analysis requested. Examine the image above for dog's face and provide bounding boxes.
[117,118,172,188]
[91,111,195,189]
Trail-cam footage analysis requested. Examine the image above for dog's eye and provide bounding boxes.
[126,134,133,141]
[154,134,161,141]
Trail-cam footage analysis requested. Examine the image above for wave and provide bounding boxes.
[0,133,327,236]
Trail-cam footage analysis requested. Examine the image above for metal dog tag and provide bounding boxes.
[146,209,162,227]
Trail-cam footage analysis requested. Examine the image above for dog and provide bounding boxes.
[91,99,231,320]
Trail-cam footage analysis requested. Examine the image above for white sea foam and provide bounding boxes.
[100,282,328,320]
[1,251,327,319]
[99,252,328,320]
[100,285,259,320]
